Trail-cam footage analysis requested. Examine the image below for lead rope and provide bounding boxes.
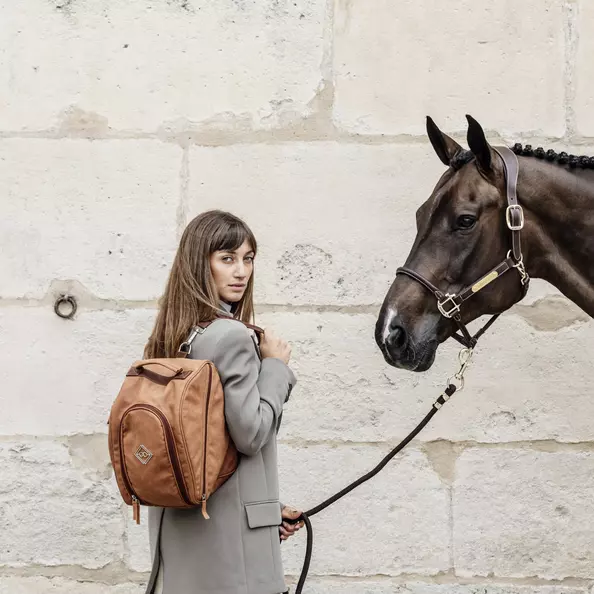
[289,349,473,594]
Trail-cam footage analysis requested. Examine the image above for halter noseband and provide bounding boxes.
[396,146,530,349]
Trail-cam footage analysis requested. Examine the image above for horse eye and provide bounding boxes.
[456,215,477,230]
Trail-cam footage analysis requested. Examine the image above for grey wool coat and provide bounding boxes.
[147,313,296,594]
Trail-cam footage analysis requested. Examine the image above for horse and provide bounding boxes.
[375,115,594,372]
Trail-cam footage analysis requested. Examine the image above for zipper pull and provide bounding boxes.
[201,495,210,520]
[132,495,140,525]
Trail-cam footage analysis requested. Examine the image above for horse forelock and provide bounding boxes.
[450,149,475,171]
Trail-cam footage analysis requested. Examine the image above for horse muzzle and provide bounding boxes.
[375,312,438,372]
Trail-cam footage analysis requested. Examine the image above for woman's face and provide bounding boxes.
[209,240,255,304]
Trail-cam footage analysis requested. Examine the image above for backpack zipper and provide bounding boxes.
[120,405,193,519]
[118,421,143,523]
[132,494,140,524]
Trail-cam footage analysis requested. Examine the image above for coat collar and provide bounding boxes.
[219,301,233,316]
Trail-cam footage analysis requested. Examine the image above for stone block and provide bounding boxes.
[0,139,180,300]
[257,311,594,444]
[259,310,456,442]
[125,512,152,573]
[0,0,326,131]
[427,312,594,443]
[188,143,446,305]
[575,0,594,136]
[0,578,143,594]
[0,307,156,435]
[0,440,123,569]
[289,581,588,594]
[0,578,584,594]
[278,445,449,576]
[333,0,565,136]
[453,448,594,579]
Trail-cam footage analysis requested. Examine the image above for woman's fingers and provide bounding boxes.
[279,521,303,541]
[279,506,304,542]
[282,521,298,532]
[279,526,292,540]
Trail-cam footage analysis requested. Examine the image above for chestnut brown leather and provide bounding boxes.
[108,357,238,523]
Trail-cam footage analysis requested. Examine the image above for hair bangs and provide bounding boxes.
[211,219,257,255]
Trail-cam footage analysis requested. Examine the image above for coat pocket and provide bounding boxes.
[244,500,282,528]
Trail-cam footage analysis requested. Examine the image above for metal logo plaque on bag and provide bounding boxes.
[135,445,153,465]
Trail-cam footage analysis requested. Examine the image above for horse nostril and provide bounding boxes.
[386,320,408,353]
[389,316,401,332]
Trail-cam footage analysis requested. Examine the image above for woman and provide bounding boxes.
[144,210,303,594]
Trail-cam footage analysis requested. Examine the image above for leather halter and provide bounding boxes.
[396,146,530,349]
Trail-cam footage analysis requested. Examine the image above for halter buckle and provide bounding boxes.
[437,294,460,319]
[506,204,524,231]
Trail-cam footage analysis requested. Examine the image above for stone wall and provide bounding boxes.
[1,0,593,592]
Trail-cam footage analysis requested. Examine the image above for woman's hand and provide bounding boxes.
[260,329,292,365]
[279,505,304,542]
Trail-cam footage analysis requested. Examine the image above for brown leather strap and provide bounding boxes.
[450,313,500,349]
[395,267,444,299]
[178,314,265,358]
[455,257,517,305]
[494,146,523,262]
[398,256,517,349]
[398,256,517,315]
[127,366,191,386]
[196,315,264,338]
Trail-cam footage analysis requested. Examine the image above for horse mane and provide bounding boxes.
[449,144,594,171]
[511,143,594,169]
[450,150,475,171]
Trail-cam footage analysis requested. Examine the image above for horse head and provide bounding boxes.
[375,115,529,371]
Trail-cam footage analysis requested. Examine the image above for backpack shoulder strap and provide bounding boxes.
[198,315,264,337]
[177,315,264,358]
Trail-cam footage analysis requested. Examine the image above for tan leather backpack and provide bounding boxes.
[108,319,261,524]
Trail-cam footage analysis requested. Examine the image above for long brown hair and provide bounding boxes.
[144,210,258,358]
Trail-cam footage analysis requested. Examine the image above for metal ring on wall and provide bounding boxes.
[54,294,77,320]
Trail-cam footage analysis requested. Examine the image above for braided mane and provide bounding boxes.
[511,143,594,169]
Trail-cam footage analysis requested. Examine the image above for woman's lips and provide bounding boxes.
[229,284,246,291]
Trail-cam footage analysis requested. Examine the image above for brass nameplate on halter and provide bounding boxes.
[472,271,499,293]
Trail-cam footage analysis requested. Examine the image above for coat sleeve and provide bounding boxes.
[211,322,296,456]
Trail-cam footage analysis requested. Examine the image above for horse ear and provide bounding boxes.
[426,116,463,166]
[466,114,492,171]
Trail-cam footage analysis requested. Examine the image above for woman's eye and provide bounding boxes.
[456,215,477,230]
[244,256,254,263]
[222,256,233,263]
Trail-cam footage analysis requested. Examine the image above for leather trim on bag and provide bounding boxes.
[126,366,192,386]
